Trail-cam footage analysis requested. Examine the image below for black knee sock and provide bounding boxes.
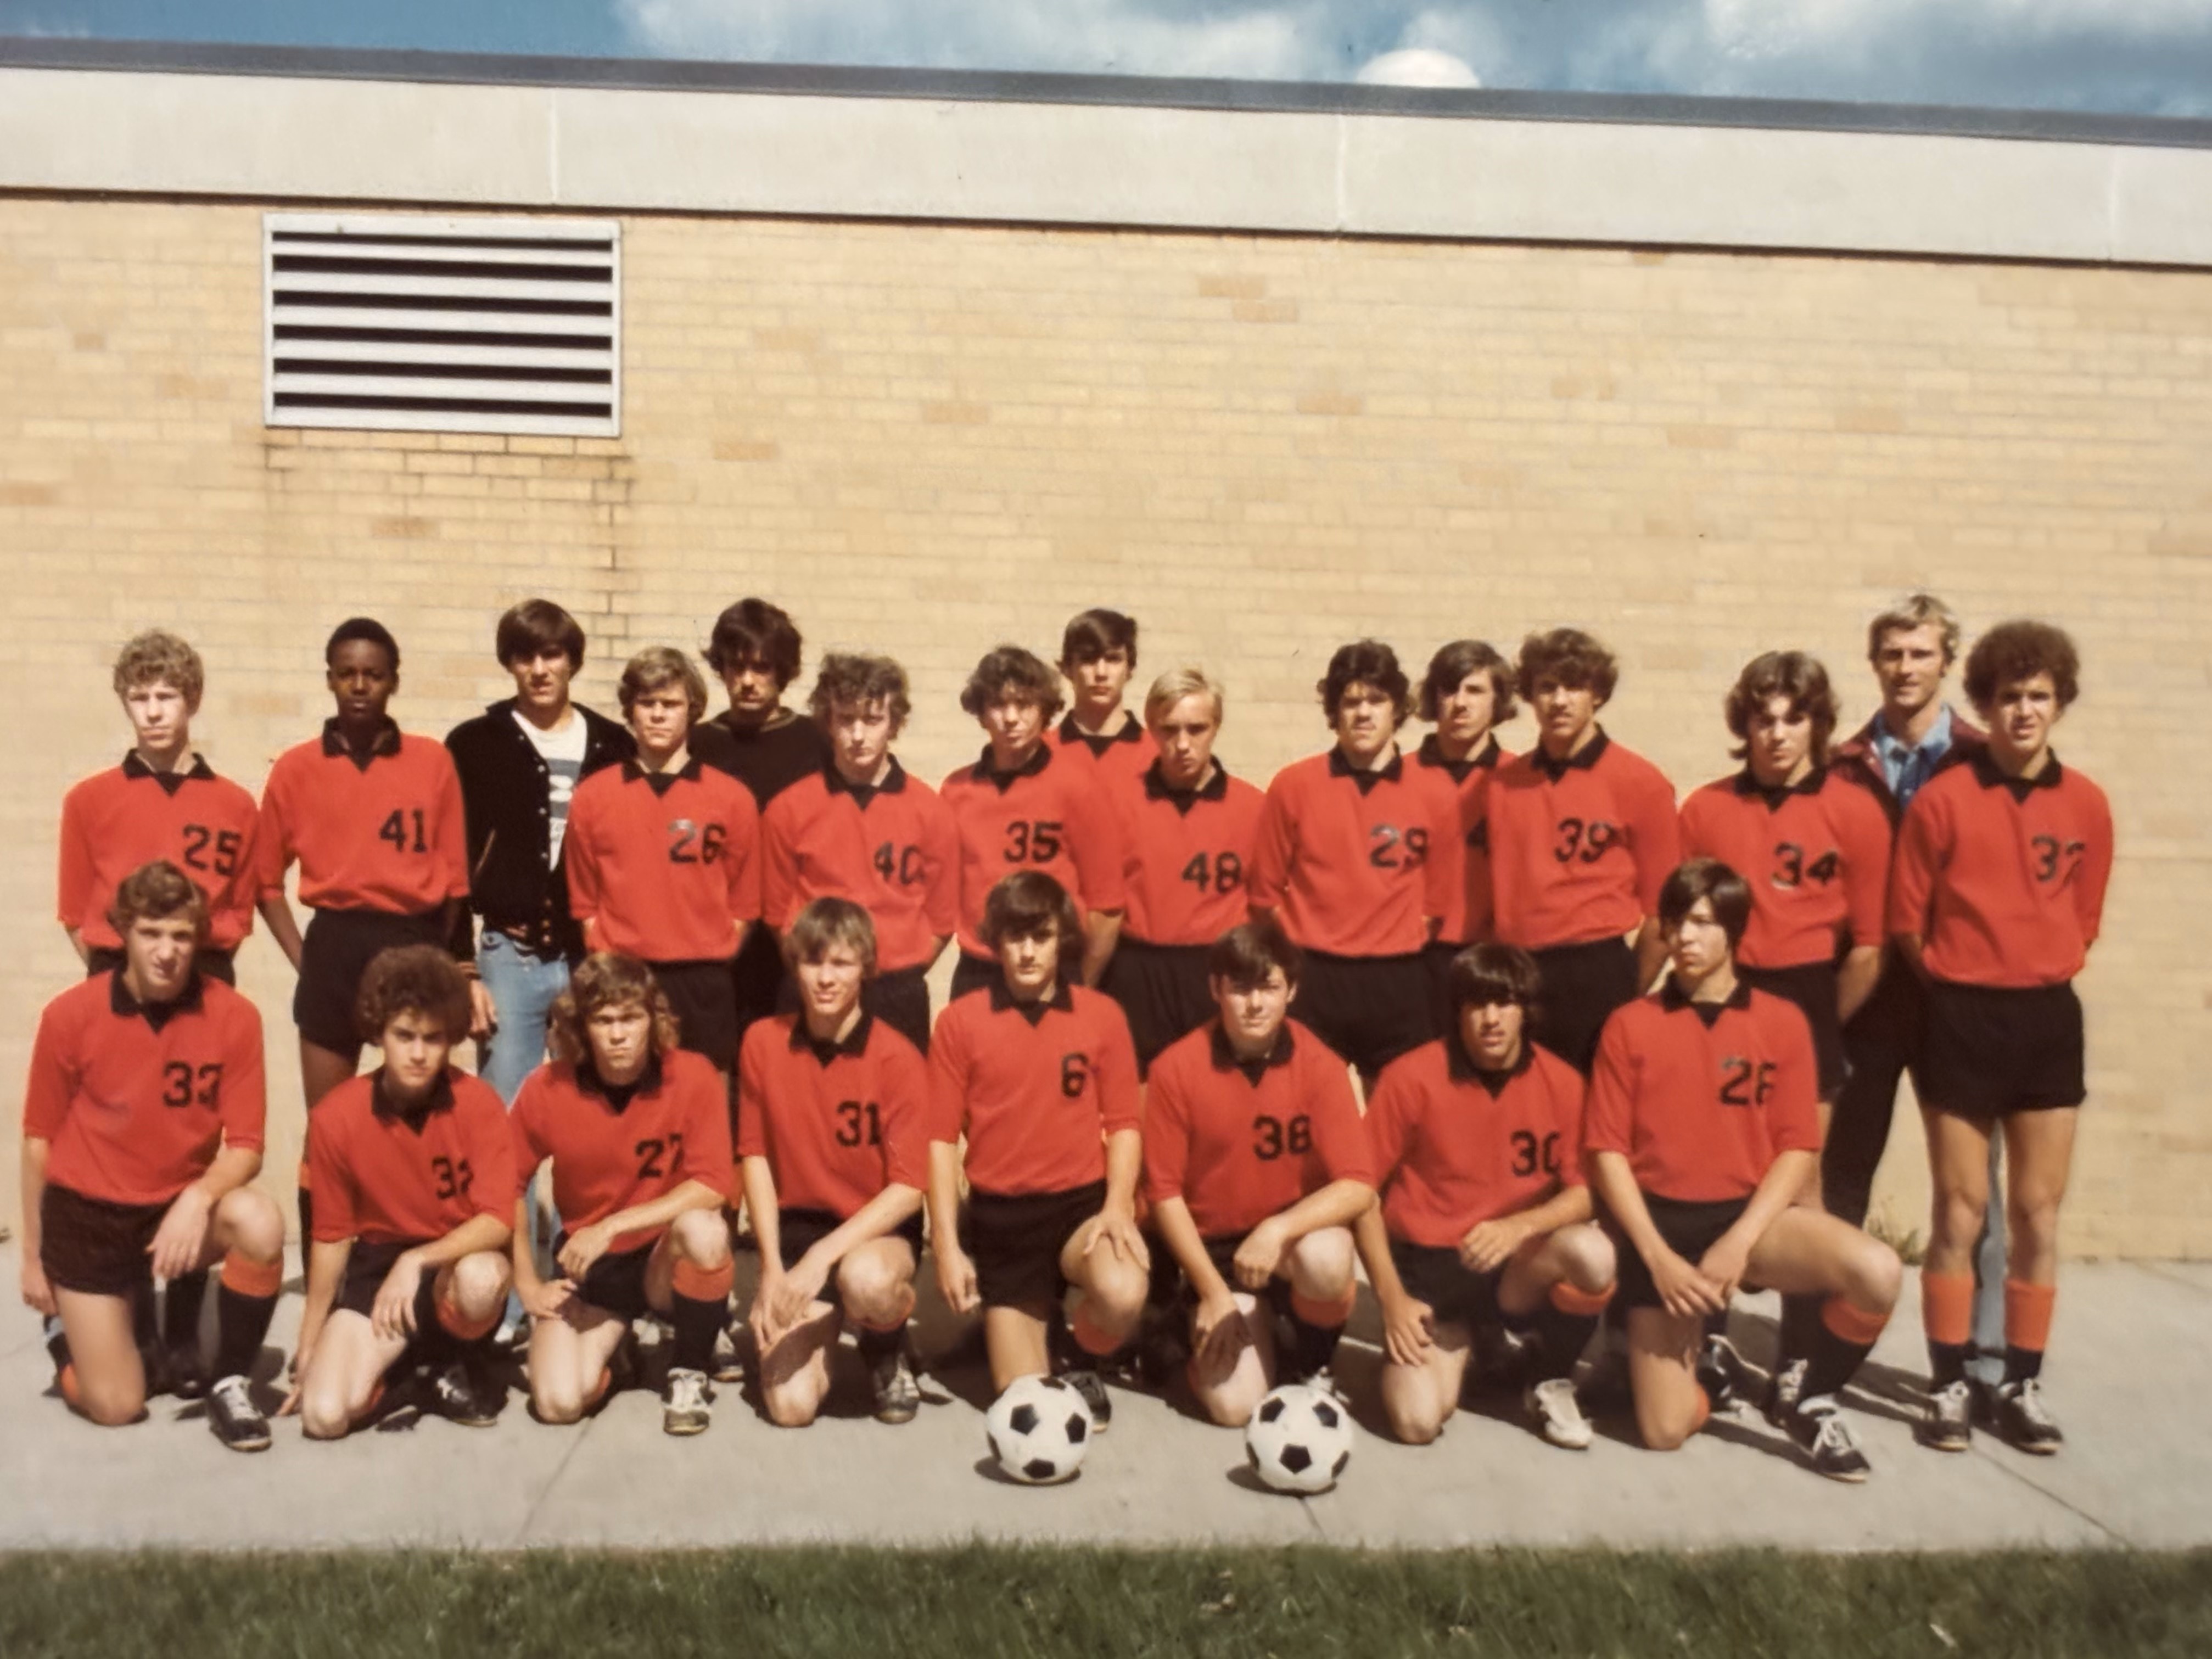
[296,1186,312,1280]
[1530,1306,1600,1383]
[854,1321,905,1365]
[1286,1313,1343,1380]
[162,1268,210,1353]
[1777,1292,1822,1368]
[1802,1297,1887,1401]
[2003,1345,2045,1385]
[1928,1341,1971,1387]
[213,1285,277,1382]
[670,1293,724,1375]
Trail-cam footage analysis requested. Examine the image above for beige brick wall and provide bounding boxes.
[2,195,2207,1256]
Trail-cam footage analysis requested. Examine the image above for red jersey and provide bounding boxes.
[1248,748,1454,957]
[939,743,1128,960]
[1367,1036,1587,1247]
[511,1049,733,1255]
[1053,710,1156,798]
[1678,767,1891,969]
[1583,982,1820,1203]
[23,972,266,1207]
[737,1012,931,1219]
[256,721,469,915]
[1409,734,1511,946]
[1889,751,2113,988]
[1141,1019,1373,1238]
[58,755,262,951]
[565,758,761,962]
[307,1068,518,1245]
[1116,762,1267,947]
[1486,731,1679,950]
[929,982,1140,1196]
[760,761,958,973]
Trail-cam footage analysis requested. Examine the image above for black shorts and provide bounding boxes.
[40,1183,165,1299]
[296,907,445,1056]
[1101,938,1213,1075]
[776,1206,925,1275]
[1424,940,1468,1033]
[335,1237,477,1360]
[85,946,235,987]
[1606,1193,1751,1312]
[961,1181,1107,1310]
[1528,937,1640,1075]
[1919,979,2086,1117]
[949,951,999,1005]
[1388,1237,1503,1331]
[1740,961,1847,1102]
[648,958,741,1073]
[775,963,934,1056]
[564,1236,659,1321]
[1290,949,1437,1077]
[1172,1232,1295,1319]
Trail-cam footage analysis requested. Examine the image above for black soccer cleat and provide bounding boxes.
[1988,1378,2064,1455]
[1780,1394,1872,1483]
[1762,1357,1808,1426]
[1918,1378,1973,1453]
[206,1374,272,1453]
[871,1346,921,1426]
[1062,1368,1112,1434]
[164,1342,209,1403]
[426,1360,504,1428]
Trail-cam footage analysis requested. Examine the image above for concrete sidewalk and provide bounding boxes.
[3,1244,2204,1551]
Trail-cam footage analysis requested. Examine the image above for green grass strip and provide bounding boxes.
[3,1545,2209,1658]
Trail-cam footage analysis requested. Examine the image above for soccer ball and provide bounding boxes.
[985,1375,1091,1485]
[1244,1383,1354,1494]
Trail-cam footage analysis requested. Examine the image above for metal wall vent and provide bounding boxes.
[264,212,621,437]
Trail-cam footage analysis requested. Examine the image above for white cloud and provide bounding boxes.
[1356,48,1481,88]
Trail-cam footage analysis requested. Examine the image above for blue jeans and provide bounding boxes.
[477,931,569,1297]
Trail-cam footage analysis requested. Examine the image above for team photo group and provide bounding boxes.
[19,587,2111,1488]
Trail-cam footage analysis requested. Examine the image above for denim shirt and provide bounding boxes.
[1872,704,1955,812]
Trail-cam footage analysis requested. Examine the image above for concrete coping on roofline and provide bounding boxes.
[2,36,2210,269]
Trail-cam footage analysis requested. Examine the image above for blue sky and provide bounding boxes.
[4,0,2210,117]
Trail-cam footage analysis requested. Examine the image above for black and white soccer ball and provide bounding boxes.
[985,1374,1091,1484]
[1245,1383,1354,1494]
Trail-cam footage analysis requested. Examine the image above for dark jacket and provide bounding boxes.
[1829,704,1986,827]
[445,699,632,952]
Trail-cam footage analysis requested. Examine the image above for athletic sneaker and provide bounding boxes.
[1780,1393,1872,1483]
[1919,1378,1974,1453]
[206,1374,271,1453]
[426,1361,503,1428]
[1063,1368,1112,1433]
[710,1324,746,1386]
[1696,1333,1740,1414]
[1764,1357,1808,1424]
[1989,1378,2064,1455]
[662,1367,712,1437]
[1525,1376,1594,1450]
[871,1347,921,1425]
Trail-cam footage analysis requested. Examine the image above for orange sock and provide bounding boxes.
[1821,1295,1890,1346]
[1550,1280,1614,1317]
[670,1258,733,1302]
[221,1253,283,1299]
[1069,1298,1124,1358]
[2004,1279,2056,1353]
[583,1368,612,1411]
[1921,1270,1974,1346]
[853,1285,916,1333]
[1688,1385,1712,1436]
[58,1361,83,1413]
[1290,1284,1357,1329]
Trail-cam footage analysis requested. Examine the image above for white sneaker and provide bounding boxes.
[662,1367,712,1437]
[1525,1376,1594,1450]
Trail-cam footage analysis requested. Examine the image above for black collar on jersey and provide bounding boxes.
[109,966,204,1033]
[1530,727,1610,782]
[120,750,216,799]
[791,1010,875,1067]
[1143,759,1230,815]
[321,716,402,772]
[622,755,703,798]
[1970,748,2064,802]
[1416,732,1501,787]
[1327,744,1404,795]
[823,756,908,811]
[1445,1027,1533,1096]
[1731,763,1830,812]
[1660,975,1752,1029]
[988,978,1074,1027]
[371,1066,457,1130]
[975,741,1054,794]
[578,1052,663,1114]
[1209,1019,1296,1087]
[1058,710,1145,760]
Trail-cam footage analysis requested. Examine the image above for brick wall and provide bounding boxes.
[3,196,2207,1254]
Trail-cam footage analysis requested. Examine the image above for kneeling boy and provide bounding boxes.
[511,954,734,1436]
[288,947,518,1437]
[1144,918,1375,1426]
[1357,943,1615,1450]
[741,899,931,1427]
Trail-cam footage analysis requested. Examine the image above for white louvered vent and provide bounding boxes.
[264,213,620,437]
